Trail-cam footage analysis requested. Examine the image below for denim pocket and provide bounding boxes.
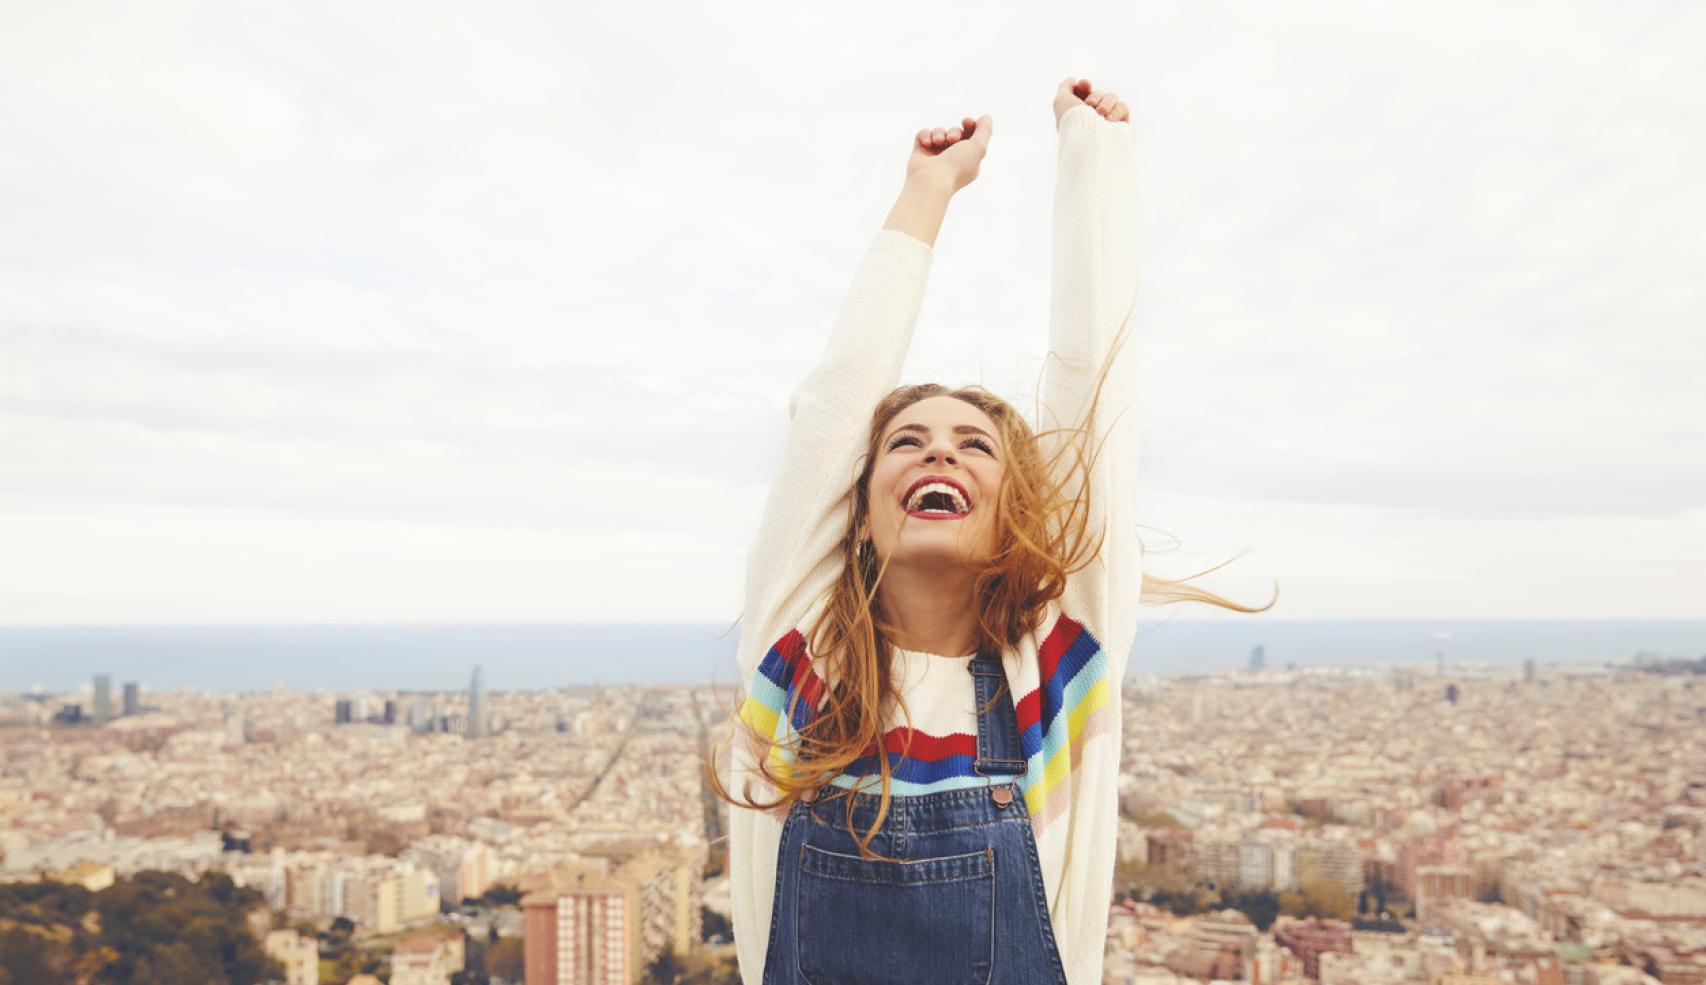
[795,843,994,985]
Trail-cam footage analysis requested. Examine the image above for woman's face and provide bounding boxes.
[864,395,1006,570]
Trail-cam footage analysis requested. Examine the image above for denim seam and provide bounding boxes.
[798,866,995,888]
[794,838,812,985]
[799,843,993,885]
[1016,812,1070,984]
[763,805,800,985]
[980,845,996,985]
[902,815,1012,837]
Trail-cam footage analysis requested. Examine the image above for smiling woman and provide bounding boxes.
[707,77,1272,985]
[867,395,1006,574]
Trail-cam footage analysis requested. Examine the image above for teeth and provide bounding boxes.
[905,482,970,513]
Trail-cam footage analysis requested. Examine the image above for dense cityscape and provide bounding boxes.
[2,653,1704,984]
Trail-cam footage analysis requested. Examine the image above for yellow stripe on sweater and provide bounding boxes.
[1023,676,1111,814]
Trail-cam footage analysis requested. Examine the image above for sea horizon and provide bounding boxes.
[3,618,1704,695]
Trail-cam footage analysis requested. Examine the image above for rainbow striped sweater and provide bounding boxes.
[727,102,1142,985]
[738,609,1116,824]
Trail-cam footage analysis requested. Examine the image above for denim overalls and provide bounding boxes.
[760,652,1071,985]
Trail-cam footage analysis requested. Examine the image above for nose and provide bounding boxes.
[922,437,957,466]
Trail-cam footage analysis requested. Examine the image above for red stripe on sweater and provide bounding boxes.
[774,628,827,718]
[1037,614,1084,683]
[859,727,978,761]
[1014,615,1084,733]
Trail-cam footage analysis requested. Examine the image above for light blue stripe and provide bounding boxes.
[1016,645,1107,794]
[748,663,819,735]
[746,668,788,717]
[826,773,994,797]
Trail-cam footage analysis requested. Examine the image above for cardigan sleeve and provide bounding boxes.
[1044,102,1143,683]
[736,228,935,687]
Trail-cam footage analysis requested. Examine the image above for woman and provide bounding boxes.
[709,77,1268,985]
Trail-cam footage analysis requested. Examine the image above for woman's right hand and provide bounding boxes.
[904,114,992,193]
[1053,76,1128,128]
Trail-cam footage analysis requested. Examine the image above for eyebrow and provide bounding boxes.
[885,423,999,445]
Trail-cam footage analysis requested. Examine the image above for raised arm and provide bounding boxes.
[736,115,994,684]
[1043,77,1143,679]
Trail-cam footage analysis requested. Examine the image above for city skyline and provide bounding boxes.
[6,658,1702,983]
[7,616,1706,696]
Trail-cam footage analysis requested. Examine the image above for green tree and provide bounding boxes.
[0,929,61,984]
[701,906,732,942]
[1225,890,1281,931]
[647,945,688,983]
[1298,878,1355,920]
[481,883,524,906]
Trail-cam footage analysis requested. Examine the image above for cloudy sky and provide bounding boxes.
[2,2,1703,624]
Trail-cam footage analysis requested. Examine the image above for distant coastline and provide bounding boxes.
[2,619,1703,694]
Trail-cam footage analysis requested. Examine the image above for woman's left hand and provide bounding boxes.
[1053,76,1128,128]
[905,114,993,193]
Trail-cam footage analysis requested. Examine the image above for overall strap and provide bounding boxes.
[968,652,1027,778]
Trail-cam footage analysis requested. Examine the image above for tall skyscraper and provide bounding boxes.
[1249,644,1266,671]
[467,666,489,739]
[407,698,433,732]
[91,674,112,724]
[122,681,140,717]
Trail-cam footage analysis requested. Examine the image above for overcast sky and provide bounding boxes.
[2,2,1703,624]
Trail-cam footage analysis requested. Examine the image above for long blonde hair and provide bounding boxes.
[705,372,1276,859]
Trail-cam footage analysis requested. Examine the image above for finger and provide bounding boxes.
[946,126,963,142]
[1089,91,1110,113]
[1074,79,1092,99]
[962,116,977,134]
[916,128,931,148]
[1113,100,1129,122]
[931,127,947,147]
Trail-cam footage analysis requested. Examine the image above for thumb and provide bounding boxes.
[969,114,993,145]
[1057,76,1077,97]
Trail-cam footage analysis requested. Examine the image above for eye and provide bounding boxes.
[886,434,921,451]
[962,438,995,455]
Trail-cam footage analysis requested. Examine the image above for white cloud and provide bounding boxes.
[2,1,1703,622]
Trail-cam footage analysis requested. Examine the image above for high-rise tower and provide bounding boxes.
[467,665,489,738]
[91,674,112,724]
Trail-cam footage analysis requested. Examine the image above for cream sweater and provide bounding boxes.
[727,102,1141,985]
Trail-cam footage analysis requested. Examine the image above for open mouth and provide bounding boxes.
[902,476,973,520]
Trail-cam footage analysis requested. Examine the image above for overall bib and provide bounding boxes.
[760,653,1071,985]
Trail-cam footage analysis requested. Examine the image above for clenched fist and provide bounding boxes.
[905,114,993,193]
[1053,77,1128,128]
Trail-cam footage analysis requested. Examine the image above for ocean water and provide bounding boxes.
[3,619,1704,695]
